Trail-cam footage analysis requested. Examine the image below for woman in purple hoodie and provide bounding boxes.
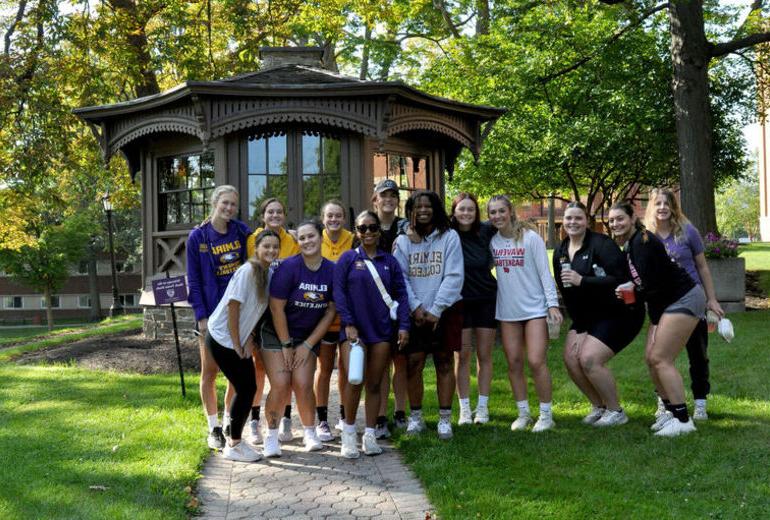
[334,211,410,458]
[186,185,252,450]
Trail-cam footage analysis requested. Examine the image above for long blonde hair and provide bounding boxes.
[644,188,690,240]
[200,185,238,226]
[488,194,534,242]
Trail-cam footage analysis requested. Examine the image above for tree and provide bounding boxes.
[716,175,760,240]
[0,190,96,330]
[591,0,770,234]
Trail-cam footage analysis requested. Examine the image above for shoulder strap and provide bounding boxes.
[360,248,399,320]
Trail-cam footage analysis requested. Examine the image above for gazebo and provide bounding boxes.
[74,47,505,335]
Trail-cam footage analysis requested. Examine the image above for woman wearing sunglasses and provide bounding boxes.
[334,211,410,458]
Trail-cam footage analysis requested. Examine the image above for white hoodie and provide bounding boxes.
[393,228,464,318]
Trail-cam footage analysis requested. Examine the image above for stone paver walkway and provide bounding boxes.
[197,371,435,519]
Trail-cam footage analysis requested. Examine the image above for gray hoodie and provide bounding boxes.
[393,228,464,318]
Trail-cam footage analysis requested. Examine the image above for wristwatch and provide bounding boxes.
[280,338,293,348]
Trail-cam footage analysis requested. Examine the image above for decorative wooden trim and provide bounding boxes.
[386,103,474,149]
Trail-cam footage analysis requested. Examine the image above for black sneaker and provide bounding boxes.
[207,426,226,450]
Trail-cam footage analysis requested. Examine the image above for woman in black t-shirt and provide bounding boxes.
[450,193,498,425]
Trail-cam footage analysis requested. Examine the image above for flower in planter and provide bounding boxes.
[703,232,739,259]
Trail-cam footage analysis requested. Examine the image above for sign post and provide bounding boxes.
[152,273,189,397]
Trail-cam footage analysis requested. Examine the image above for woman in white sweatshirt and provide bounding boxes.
[393,190,464,441]
[488,195,562,432]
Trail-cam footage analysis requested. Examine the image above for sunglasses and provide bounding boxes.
[356,224,381,234]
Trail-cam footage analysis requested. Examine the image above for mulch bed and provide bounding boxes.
[14,331,202,374]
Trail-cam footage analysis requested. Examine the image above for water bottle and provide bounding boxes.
[593,264,606,277]
[348,340,365,385]
[560,256,572,288]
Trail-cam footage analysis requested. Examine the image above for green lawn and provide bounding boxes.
[0,365,206,519]
[396,310,770,519]
[739,242,770,271]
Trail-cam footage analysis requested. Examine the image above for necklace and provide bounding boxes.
[304,257,323,271]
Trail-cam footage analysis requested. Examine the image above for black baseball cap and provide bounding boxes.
[374,179,399,194]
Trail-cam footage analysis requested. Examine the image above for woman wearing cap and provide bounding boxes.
[245,198,300,444]
[205,229,280,461]
[371,179,409,434]
[553,201,644,428]
[644,188,724,421]
[393,190,464,440]
[261,220,337,456]
[450,193,498,426]
[314,200,355,442]
[334,211,410,458]
[488,195,562,432]
[186,185,252,450]
[609,201,705,436]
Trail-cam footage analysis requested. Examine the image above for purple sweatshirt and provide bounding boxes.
[334,247,410,344]
[186,219,252,321]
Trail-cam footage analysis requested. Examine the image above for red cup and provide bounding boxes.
[620,285,636,304]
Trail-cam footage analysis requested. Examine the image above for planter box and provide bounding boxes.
[706,257,745,312]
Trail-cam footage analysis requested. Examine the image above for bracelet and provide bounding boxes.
[301,340,313,351]
[280,338,293,348]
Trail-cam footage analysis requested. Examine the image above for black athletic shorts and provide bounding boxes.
[571,305,644,354]
[402,301,464,355]
[462,298,497,330]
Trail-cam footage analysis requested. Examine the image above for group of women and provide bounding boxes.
[187,182,721,462]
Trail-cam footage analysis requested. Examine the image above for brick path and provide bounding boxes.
[197,371,435,519]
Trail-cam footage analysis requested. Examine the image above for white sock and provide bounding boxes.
[223,413,231,427]
[267,428,279,439]
[459,398,471,410]
[364,427,376,436]
[343,423,357,434]
[539,402,552,416]
[411,409,423,420]
[477,395,489,407]
[207,414,219,431]
[439,409,452,420]
[304,426,315,437]
[694,399,707,408]
[516,400,530,417]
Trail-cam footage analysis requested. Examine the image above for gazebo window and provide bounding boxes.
[157,151,215,229]
[302,132,341,219]
[247,133,288,220]
[373,152,428,206]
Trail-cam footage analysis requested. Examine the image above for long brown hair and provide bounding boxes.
[488,194,534,242]
[248,229,279,299]
[610,200,648,243]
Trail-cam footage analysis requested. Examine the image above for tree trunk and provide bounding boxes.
[44,283,53,332]
[476,0,490,36]
[547,195,556,248]
[88,253,102,322]
[668,1,717,233]
[360,25,371,80]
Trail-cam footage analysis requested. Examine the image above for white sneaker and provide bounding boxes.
[223,441,262,462]
[473,405,490,424]
[593,409,628,427]
[278,417,294,442]
[362,432,383,456]
[582,407,605,425]
[334,418,345,432]
[406,416,426,435]
[693,403,708,421]
[248,420,263,444]
[316,421,334,441]
[655,396,667,418]
[532,415,555,432]
[263,434,281,458]
[458,406,473,425]
[437,417,453,440]
[374,422,391,439]
[510,415,532,431]
[340,430,359,459]
[654,417,697,437]
[303,429,323,452]
[651,411,674,432]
